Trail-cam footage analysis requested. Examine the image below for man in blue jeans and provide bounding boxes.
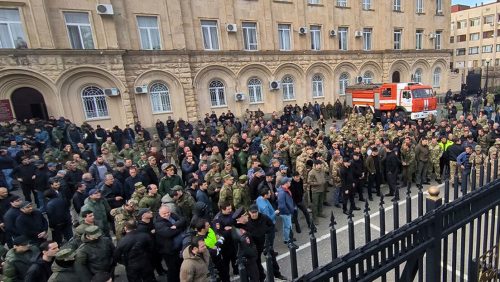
[277,177,296,245]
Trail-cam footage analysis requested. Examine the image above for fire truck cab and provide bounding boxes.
[345,82,437,120]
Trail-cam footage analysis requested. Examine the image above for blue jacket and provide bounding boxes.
[277,187,295,216]
[256,196,276,224]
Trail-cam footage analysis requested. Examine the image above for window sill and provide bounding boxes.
[204,49,221,51]
[435,13,444,16]
[85,117,111,121]
[416,12,425,15]
[362,8,375,11]
[313,96,325,99]
[308,3,324,7]
[211,105,228,109]
[273,0,293,4]
[249,102,265,105]
[153,111,173,115]
[283,99,296,102]
[393,9,404,13]
[335,5,351,9]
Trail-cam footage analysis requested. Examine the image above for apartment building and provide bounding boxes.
[0,0,450,126]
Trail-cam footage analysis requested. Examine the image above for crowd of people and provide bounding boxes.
[0,94,498,282]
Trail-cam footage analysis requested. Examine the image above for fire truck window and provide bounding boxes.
[403,91,411,99]
[382,88,391,97]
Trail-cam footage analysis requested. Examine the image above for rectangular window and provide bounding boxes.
[451,22,455,30]
[468,46,479,55]
[449,36,454,43]
[436,0,443,13]
[201,20,219,50]
[336,0,347,7]
[497,44,500,52]
[278,24,291,51]
[64,12,95,49]
[483,45,493,53]
[457,34,467,42]
[338,27,348,50]
[310,25,321,50]
[484,15,494,25]
[455,48,465,56]
[457,20,467,29]
[434,30,442,50]
[416,30,423,50]
[470,33,480,41]
[416,0,424,13]
[473,60,478,67]
[137,16,161,50]
[483,31,494,38]
[470,18,480,27]
[363,28,372,51]
[393,0,401,11]
[309,0,320,3]
[242,22,258,51]
[393,29,402,50]
[362,0,371,10]
[0,8,26,49]
[496,59,499,66]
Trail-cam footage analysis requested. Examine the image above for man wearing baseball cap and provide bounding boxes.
[231,207,259,282]
[277,177,296,245]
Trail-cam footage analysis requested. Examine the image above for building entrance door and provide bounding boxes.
[11,87,48,120]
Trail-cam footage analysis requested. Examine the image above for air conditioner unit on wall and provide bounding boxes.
[235,93,245,101]
[226,24,237,33]
[354,31,363,37]
[356,76,363,84]
[329,30,336,37]
[135,86,148,94]
[299,27,307,35]
[429,33,435,39]
[96,4,114,15]
[269,81,281,90]
[104,88,120,96]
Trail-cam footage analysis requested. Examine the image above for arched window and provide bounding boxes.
[282,75,295,100]
[433,67,441,87]
[81,86,108,119]
[339,72,350,95]
[312,74,324,98]
[248,78,263,103]
[414,68,423,83]
[209,80,226,107]
[363,71,374,84]
[149,82,171,113]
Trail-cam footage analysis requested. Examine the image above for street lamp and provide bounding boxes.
[484,59,491,95]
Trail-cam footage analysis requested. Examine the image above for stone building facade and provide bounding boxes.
[0,0,451,127]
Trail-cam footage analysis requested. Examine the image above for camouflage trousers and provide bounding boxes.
[428,161,441,180]
[449,161,461,184]
[402,165,414,184]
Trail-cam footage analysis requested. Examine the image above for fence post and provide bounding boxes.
[471,160,476,191]
[425,185,443,282]
[348,211,355,251]
[494,158,498,180]
[486,157,491,184]
[309,215,319,269]
[265,236,275,282]
[479,161,484,187]
[288,232,299,280]
[330,211,338,260]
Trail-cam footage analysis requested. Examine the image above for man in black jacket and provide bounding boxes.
[351,152,366,202]
[340,157,360,215]
[98,173,125,209]
[45,189,73,244]
[384,145,402,197]
[231,208,259,282]
[114,220,155,282]
[15,201,48,246]
[11,156,35,202]
[3,195,23,247]
[155,205,186,282]
[24,240,58,282]
[247,204,287,281]
[123,166,143,200]
[290,172,311,233]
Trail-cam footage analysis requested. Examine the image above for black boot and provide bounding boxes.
[295,224,302,234]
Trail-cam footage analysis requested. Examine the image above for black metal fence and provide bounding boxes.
[270,159,500,282]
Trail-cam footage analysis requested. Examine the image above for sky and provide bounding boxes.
[452,0,496,5]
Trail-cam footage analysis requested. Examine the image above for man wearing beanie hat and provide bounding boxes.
[231,207,260,282]
[3,235,39,282]
[47,248,81,282]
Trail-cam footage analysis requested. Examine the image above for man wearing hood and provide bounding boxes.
[180,235,210,282]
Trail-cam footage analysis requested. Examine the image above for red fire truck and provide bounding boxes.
[345,82,437,120]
